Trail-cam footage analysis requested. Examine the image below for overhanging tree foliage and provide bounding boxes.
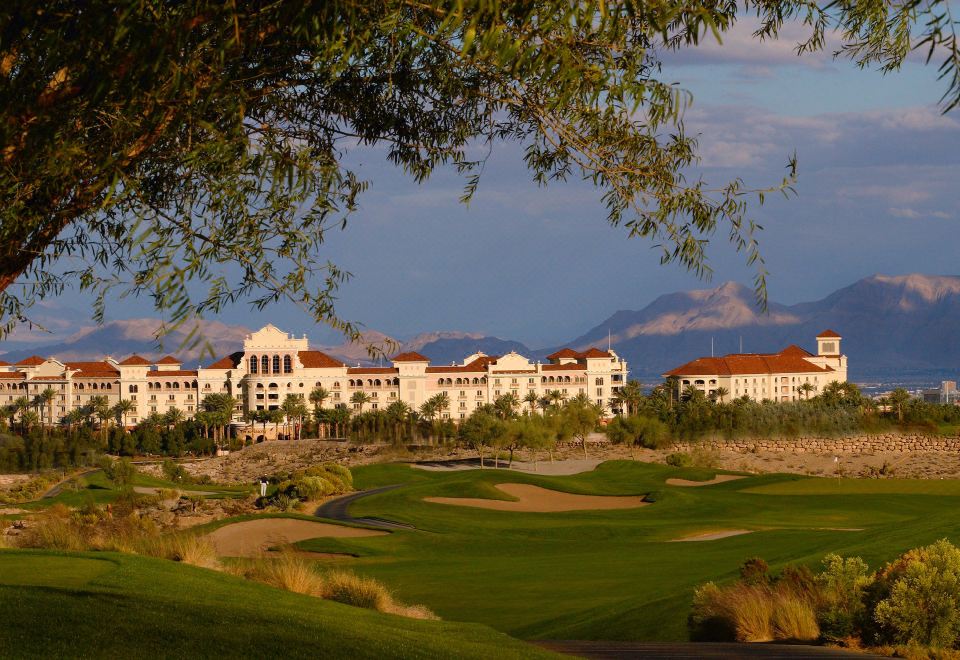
[2,1,958,345]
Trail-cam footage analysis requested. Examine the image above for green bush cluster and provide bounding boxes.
[691,540,960,652]
[264,463,354,506]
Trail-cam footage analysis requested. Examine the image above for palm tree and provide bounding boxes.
[62,408,84,432]
[712,387,729,404]
[37,387,57,428]
[281,394,308,440]
[888,388,911,423]
[494,393,520,419]
[523,391,539,415]
[89,395,111,443]
[112,399,136,429]
[798,382,816,400]
[547,389,566,410]
[350,390,370,414]
[20,410,39,434]
[12,396,30,434]
[385,400,412,443]
[165,407,184,429]
[309,386,329,437]
[432,392,450,419]
[611,380,644,416]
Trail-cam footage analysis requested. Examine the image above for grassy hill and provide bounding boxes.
[292,461,960,642]
[0,550,558,659]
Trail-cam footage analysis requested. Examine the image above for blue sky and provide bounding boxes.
[8,19,960,349]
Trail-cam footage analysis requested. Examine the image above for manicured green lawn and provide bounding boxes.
[294,461,960,642]
[0,550,557,659]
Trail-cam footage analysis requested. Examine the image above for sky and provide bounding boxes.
[6,17,960,350]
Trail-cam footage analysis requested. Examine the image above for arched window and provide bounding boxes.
[367,379,373,387]
[272,355,280,374]
[261,355,269,373]
[446,379,453,386]
[105,383,111,390]
[154,382,161,389]
[333,382,340,389]
[256,383,264,389]
[374,379,381,387]
[249,356,258,373]
[193,381,198,389]
[78,383,85,391]
[473,378,480,385]
[283,355,292,373]
[92,383,98,390]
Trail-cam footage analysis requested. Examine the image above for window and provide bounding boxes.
[250,356,258,373]
[272,355,281,373]
[283,355,292,373]
[595,377,604,385]
[261,355,269,373]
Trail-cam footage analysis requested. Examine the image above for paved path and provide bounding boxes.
[41,469,99,499]
[535,641,884,659]
[313,484,415,530]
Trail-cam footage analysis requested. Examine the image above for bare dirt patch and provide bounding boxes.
[670,529,753,542]
[665,475,746,487]
[0,474,30,489]
[207,518,387,557]
[424,483,648,513]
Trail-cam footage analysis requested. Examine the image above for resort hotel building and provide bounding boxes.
[663,330,847,402]
[0,325,629,427]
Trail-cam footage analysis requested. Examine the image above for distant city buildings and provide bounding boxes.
[0,325,629,426]
[662,330,848,402]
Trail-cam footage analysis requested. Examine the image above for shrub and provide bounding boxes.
[873,540,960,649]
[666,452,692,468]
[161,459,193,484]
[99,456,137,487]
[817,554,870,641]
[740,557,770,585]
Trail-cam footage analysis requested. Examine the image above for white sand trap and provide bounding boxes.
[670,529,753,542]
[424,483,648,512]
[665,475,746,487]
[206,518,387,557]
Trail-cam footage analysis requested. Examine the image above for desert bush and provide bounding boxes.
[817,554,870,641]
[873,540,960,649]
[305,463,353,491]
[99,456,137,487]
[740,557,770,585]
[665,452,692,468]
[605,415,671,449]
[690,447,720,469]
[18,504,90,551]
[161,459,193,484]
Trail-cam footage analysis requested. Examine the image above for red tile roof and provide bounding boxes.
[143,370,198,377]
[347,367,399,375]
[0,373,24,379]
[546,348,579,360]
[663,351,833,377]
[206,351,244,370]
[0,360,10,366]
[542,363,586,371]
[297,350,345,369]
[581,348,612,358]
[15,356,45,366]
[391,351,430,362]
[817,329,841,338]
[426,355,498,374]
[156,356,181,364]
[66,361,120,377]
[779,345,814,357]
[119,355,152,366]
[31,376,63,381]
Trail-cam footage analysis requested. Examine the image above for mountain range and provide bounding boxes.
[2,274,959,382]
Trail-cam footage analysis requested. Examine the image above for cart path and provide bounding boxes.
[313,484,415,530]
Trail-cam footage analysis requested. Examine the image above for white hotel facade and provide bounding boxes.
[663,330,848,402]
[0,325,628,427]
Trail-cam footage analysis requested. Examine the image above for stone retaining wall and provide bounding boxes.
[672,434,960,454]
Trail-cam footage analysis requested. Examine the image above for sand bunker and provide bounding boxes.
[424,483,648,512]
[665,475,746,487]
[206,518,387,557]
[670,529,753,542]
[134,486,225,497]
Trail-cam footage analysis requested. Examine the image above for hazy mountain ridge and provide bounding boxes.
[572,274,960,378]
[2,274,958,381]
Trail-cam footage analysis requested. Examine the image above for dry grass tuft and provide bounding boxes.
[243,550,325,596]
[771,594,819,641]
[322,569,392,611]
[381,602,439,620]
[144,533,221,569]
